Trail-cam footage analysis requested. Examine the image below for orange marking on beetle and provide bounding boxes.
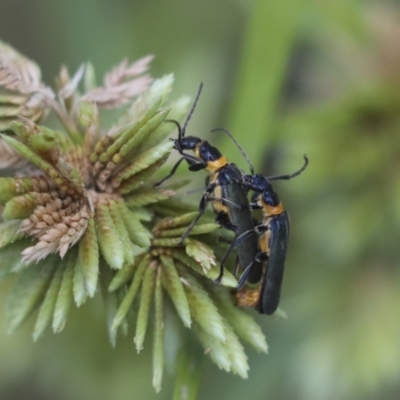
[258,231,270,253]
[263,202,284,216]
[208,177,230,215]
[234,287,261,308]
[206,156,228,173]
[212,201,229,214]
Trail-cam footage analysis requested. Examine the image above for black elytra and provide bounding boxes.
[231,155,309,314]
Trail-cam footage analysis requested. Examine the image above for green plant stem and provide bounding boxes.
[227,0,301,169]
[50,99,82,144]
[173,336,204,400]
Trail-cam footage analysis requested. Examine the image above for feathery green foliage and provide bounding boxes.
[0,40,268,395]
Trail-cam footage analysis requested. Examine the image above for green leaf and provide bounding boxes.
[219,318,249,379]
[108,199,135,268]
[152,197,198,213]
[153,212,199,231]
[171,251,237,287]
[145,74,174,105]
[32,259,66,341]
[150,199,199,218]
[0,135,65,184]
[138,95,190,153]
[56,152,84,187]
[73,253,88,307]
[0,119,15,131]
[160,255,191,328]
[0,220,23,249]
[112,255,150,330]
[203,267,237,288]
[83,62,96,92]
[134,261,156,353]
[185,238,216,273]
[9,118,39,144]
[116,140,174,183]
[128,207,153,222]
[108,256,142,292]
[7,255,57,333]
[115,288,129,337]
[153,267,164,393]
[193,323,231,373]
[78,215,99,297]
[170,251,208,276]
[181,271,225,343]
[117,110,170,161]
[125,187,174,208]
[0,177,32,204]
[0,94,25,105]
[117,75,173,128]
[29,129,60,154]
[118,154,170,195]
[0,238,31,278]
[119,202,152,248]
[161,179,192,191]
[99,97,163,162]
[210,284,268,353]
[151,238,182,248]
[155,223,219,238]
[77,101,98,128]
[0,106,22,118]
[95,201,124,269]
[53,251,75,333]
[99,259,120,347]
[2,193,37,220]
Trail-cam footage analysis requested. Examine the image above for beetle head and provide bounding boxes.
[241,174,268,192]
[175,135,201,152]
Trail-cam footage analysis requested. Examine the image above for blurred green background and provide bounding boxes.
[1,0,400,399]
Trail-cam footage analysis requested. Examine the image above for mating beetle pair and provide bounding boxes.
[155,84,308,314]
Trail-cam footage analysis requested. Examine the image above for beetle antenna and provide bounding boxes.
[165,119,183,138]
[211,127,255,174]
[268,155,309,181]
[181,83,203,139]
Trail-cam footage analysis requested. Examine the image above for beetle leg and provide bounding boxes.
[206,195,248,210]
[179,183,216,244]
[215,211,238,232]
[155,152,208,187]
[216,227,256,284]
[232,228,258,249]
[254,224,270,234]
[180,151,207,167]
[221,221,270,262]
[154,157,187,187]
[249,202,263,210]
[188,163,207,172]
[237,260,254,289]
[233,255,241,277]
[237,252,268,289]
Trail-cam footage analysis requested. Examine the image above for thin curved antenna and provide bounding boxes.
[268,155,309,181]
[165,119,182,136]
[211,127,255,174]
[164,119,183,151]
[181,83,204,139]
